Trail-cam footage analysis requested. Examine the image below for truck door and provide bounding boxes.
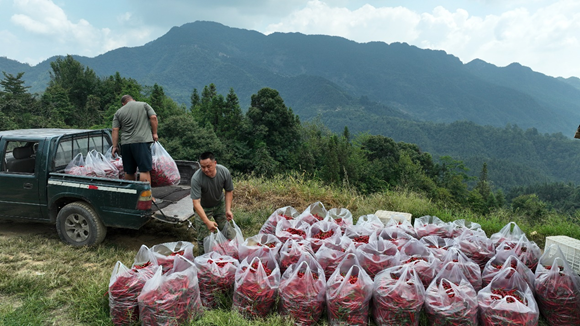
[0,139,43,220]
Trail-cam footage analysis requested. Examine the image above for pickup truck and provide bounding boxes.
[0,128,198,246]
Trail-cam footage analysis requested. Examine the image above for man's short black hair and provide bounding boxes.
[200,151,215,161]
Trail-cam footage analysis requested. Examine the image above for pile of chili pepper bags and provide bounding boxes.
[65,150,120,179]
[137,255,203,326]
[150,141,180,187]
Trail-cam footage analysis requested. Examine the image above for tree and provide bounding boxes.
[1,72,30,95]
[49,55,98,111]
[245,88,302,174]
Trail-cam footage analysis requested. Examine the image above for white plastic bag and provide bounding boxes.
[150,142,180,187]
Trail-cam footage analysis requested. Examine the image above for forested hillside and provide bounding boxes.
[2,21,580,136]
[3,21,580,211]
[4,56,580,218]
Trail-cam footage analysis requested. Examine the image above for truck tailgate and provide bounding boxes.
[151,185,193,223]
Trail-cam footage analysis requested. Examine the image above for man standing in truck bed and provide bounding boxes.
[111,95,158,189]
[190,151,235,251]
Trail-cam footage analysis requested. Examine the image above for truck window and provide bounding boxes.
[53,134,111,171]
[2,141,38,174]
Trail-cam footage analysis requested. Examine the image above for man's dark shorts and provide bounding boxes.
[121,142,152,174]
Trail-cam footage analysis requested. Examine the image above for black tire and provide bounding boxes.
[56,201,107,246]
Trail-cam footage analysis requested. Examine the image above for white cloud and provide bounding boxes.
[265,1,421,43]
[264,0,580,77]
[6,0,156,62]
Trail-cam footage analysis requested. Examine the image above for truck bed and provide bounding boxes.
[150,160,197,223]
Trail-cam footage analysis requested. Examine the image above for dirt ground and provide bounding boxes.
[0,219,197,251]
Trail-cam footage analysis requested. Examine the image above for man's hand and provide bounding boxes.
[111,146,118,156]
[152,133,159,142]
[226,210,234,222]
[206,221,218,232]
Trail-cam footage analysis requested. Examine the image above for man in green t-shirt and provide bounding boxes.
[111,95,158,186]
[190,151,234,251]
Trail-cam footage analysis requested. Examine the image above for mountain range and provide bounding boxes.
[2,21,580,189]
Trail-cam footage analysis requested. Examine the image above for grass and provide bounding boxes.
[1,173,577,325]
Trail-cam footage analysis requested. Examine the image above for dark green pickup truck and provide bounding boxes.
[0,128,198,246]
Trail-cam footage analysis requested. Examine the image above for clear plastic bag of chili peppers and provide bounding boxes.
[326,207,353,233]
[414,215,451,239]
[138,256,203,326]
[440,247,482,291]
[326,253,373,326]
[315,236,356,280]
[204,219,244,259]
[534,244,580,326]
[233,254,281,319]
[279,257,326,326]
[65,153,86,176]
[455,230,495,271]
[259,206,299,235]
[490,221,526,248]
[419,235,455,260]
[105,146,124,179]
[424,262,478,326]
[193,251,239,309]
[376,226,414,250]
[108,260,157,326]
[449,219,483,238]
[372,264,425,326]
[150,142,180,187]
[132,244,159,270]
[275,218,311,243]
[399,238,442,287]
[355,214,384,231]
[356,238,400,280]
[239,233,282,262]
[383,216,418,239]
[482,252,535,289]
[496,234,541,272]
[307,220,342,253]
[344,224,374,248]
[297,201,328,225]
[278,238,315,273]
[84,150,107,178]
[478,266,539,326]
[91,150,119,179]
[151,241,195,274]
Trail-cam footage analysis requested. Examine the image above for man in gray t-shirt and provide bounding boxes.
[111,95,158,187]
[190,151,234,251]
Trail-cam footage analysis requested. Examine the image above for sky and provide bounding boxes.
[0,0,579,78]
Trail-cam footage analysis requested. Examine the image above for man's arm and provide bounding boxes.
[192,198,218,232]
[111,128,120,156]
[150,115,158,142]
[225,190,233,221]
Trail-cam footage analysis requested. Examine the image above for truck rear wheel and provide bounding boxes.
[56,201,106,246]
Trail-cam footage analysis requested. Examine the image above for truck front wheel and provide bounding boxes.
[56,201,107,246]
